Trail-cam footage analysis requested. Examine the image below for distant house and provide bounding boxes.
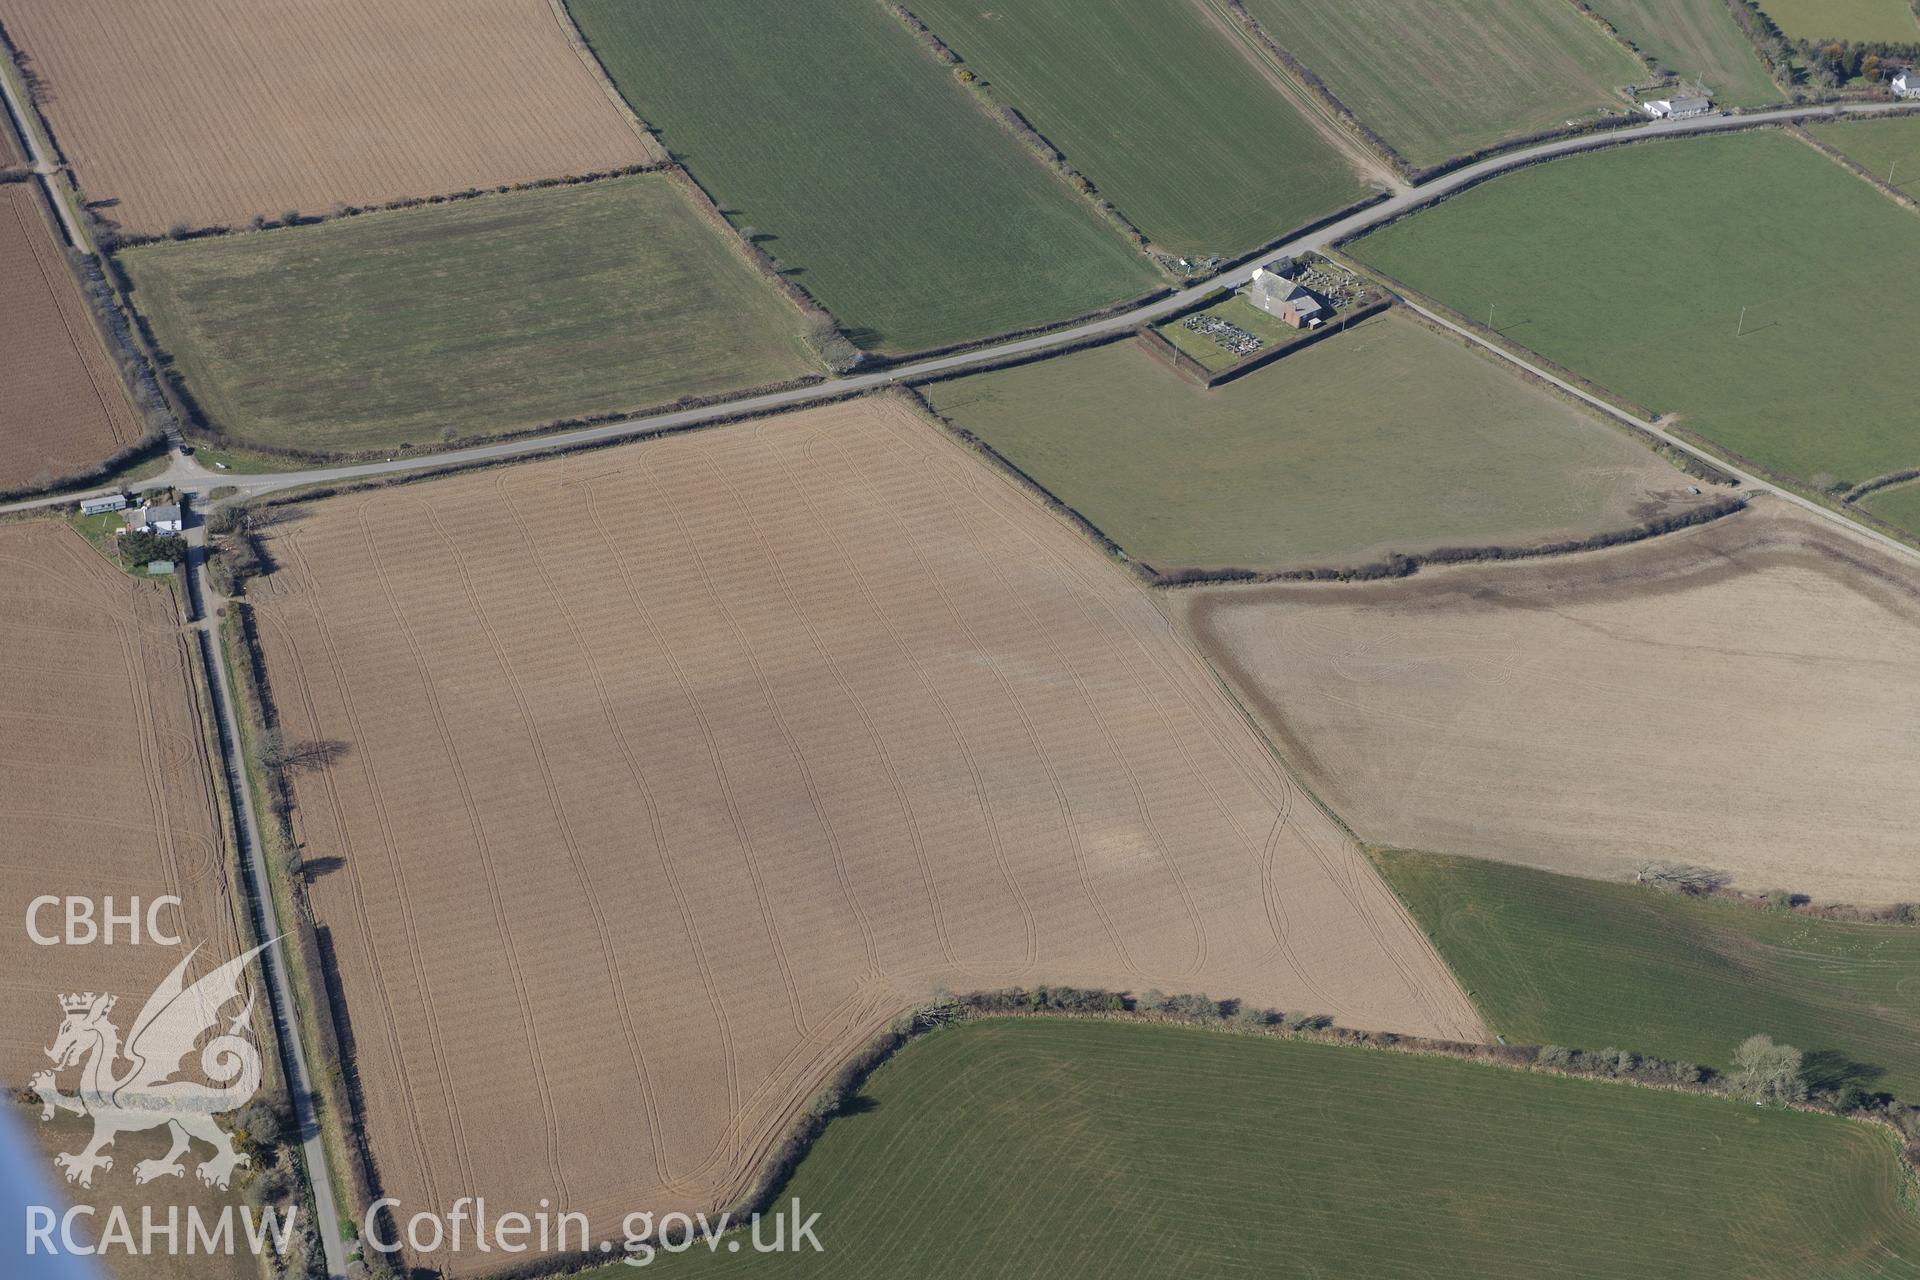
[1894,69,1920,99]
[1247,266,1328,329]
[1643,95,1711,119]
[122,502,183,535]
[79,494,128,516]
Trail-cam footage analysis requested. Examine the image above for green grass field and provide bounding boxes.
[1376,849,1920,1100]
[1584,0,1784,104]
[118,176,815,453]
[1755,0,1919,42]
[1807,113,1920,196]
[1862,477,1920,537]
[923,313,1698,570]
[1348,131,1920,489]
[905,0,1367,255]
[1156,294,1300,371]
[1240,0,1645,168]
[614,1019,1920,1277]
[567,0,1160,355]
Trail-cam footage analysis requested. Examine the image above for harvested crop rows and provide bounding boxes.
[1240,0,1645,167]
[245,397,1480,1273]
[1753,0,1920,42]
[1582,0,1783,105]
[0,0,656,235]
[907,0,1372,255]
[566,0,1160,354]
[0,522,240,1087]
[1185,502,1920,904]
[0,183,140,491]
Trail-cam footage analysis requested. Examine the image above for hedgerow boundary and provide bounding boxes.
[904,382,1749,586]
[880,0,1171,276]
[220,601,390,1258]
[656,990,1920,1274]
[1789,118,1920,211]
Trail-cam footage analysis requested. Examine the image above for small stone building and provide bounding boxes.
[1247,266,1328,329]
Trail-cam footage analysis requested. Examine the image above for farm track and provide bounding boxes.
[240,399,1481,1273]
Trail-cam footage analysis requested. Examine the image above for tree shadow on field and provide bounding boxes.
[301,854,346,882]
[842,326,886,350]
[839,1094,878,1117]
[1801,1049,1886,1092]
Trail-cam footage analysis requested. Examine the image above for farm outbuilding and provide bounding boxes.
[1643,95,1711,119]
[79,494,128,516]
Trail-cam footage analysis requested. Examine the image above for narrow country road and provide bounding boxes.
[4,99,1913,555]
[182,522,351,1280]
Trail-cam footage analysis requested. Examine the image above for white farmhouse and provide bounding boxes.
[1643,95,1712,119]
[122,502,183,535]
[1894,69,1920,99]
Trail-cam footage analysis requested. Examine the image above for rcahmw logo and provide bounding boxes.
[21,939,302,1259]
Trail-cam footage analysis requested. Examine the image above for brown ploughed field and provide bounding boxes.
[0,522,240,1088]
[0,103,23,164]
[0,183,140,490]
[1185,501,1920,905]
[245,396,1481,1273]
[0,0,657,235]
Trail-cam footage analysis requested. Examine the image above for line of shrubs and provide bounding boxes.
[91,162,669,250]
[1221,0,1411,178]
[881,0,1162,267]
[1636,859,1920,925]
[1153,496,1747,588]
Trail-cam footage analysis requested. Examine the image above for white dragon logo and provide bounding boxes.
[29,941,272,1191]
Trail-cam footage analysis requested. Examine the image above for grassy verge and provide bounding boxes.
[117,174,817,453]
[1373,848,1920,1100]
[217,606,366,1249]
[582,1017,1920,1277]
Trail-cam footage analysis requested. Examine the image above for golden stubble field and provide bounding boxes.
[1185,501,1920,904]
[245,397,1482,1272]
[0,183,140,490]
[0,0,658,234]
[0,522,241,1090]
